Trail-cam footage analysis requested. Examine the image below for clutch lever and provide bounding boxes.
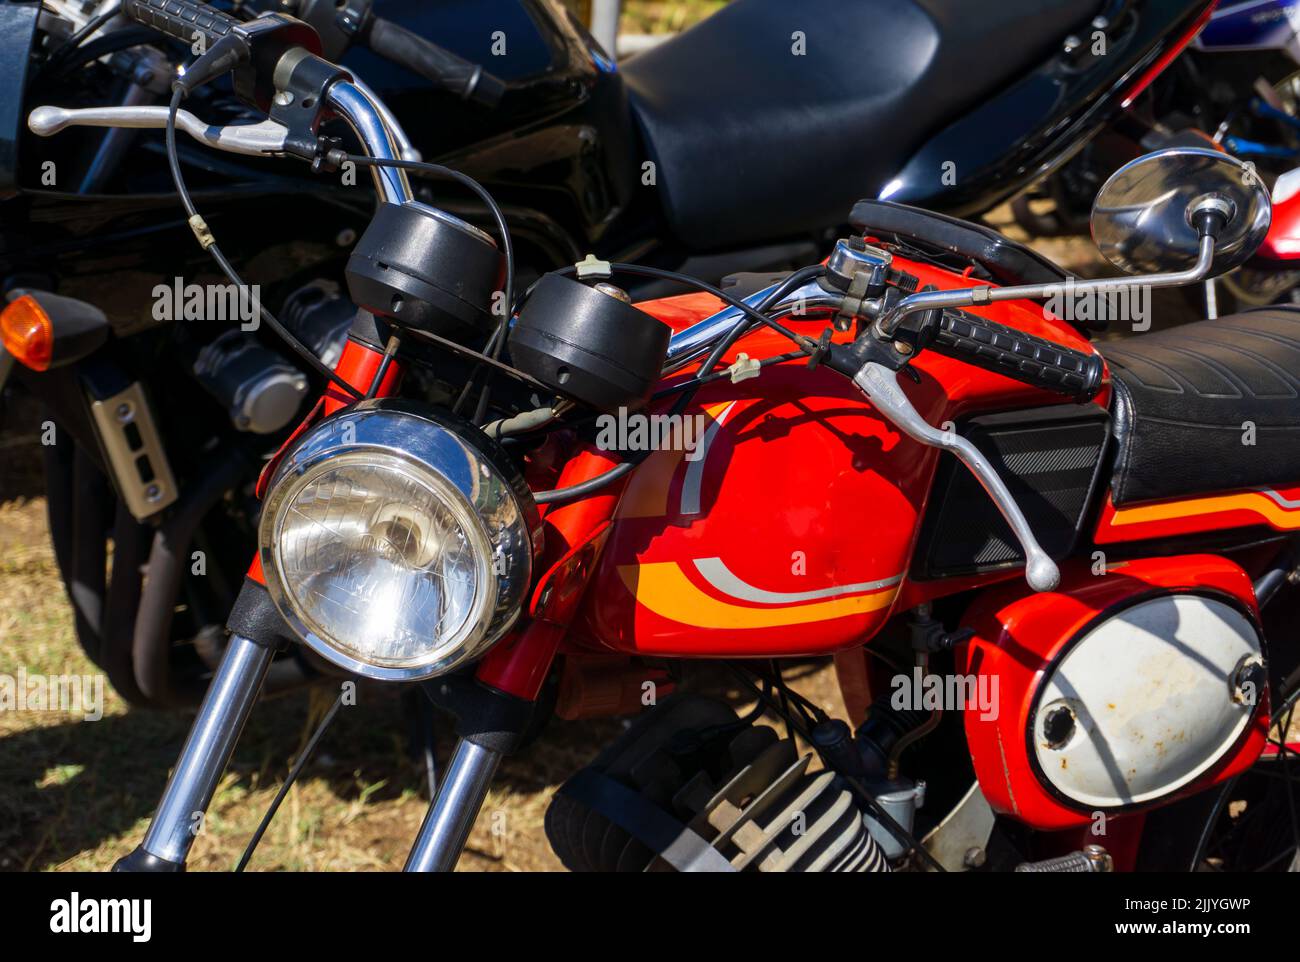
[28,105,288,158]
[852,360,1061,593]
[29,79,413,206]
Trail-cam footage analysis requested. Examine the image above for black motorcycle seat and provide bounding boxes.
[1099,310,1300,506]
[621,0,1101,251]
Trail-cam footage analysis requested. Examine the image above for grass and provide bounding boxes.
[560,1,728,35]
[617,0,729,34]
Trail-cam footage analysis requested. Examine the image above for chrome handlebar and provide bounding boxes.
[347,74,421,164]
[28,77,415,205]
[323,80,412,205]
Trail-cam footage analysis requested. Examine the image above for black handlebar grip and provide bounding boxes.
[121,0,239,48]
[366,17,505,107]
[927,309,1105,400]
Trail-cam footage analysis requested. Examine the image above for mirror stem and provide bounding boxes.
[875,234,1216,338]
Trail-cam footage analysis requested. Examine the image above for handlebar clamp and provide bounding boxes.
[266,50,352,161]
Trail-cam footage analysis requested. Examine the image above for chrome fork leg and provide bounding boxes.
[404,739,502,872]
[115,633,273,871]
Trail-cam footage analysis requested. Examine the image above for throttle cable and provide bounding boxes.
[532,265,828,505]
[235,690,344,872]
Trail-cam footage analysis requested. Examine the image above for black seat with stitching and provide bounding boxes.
[1097,309,1300,506]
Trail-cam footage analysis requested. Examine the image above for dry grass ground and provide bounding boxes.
[563,0,727,35]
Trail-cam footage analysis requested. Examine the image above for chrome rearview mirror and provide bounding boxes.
[1090,147,1272,277]
[875,147,1273,339]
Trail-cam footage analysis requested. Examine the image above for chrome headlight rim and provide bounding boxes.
[258,400,540,683]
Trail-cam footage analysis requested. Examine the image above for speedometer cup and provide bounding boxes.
[345,201,505,341]
[508,273,671,412]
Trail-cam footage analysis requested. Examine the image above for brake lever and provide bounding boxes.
[28,105,288,158]
[852,360,1061,593]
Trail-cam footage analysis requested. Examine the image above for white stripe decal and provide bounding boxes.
[1257,487,1300,509]
[679,402,736,516]
[693,557,902,605]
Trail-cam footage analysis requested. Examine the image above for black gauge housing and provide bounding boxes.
[508,273,671,412]
[345,202,504,341]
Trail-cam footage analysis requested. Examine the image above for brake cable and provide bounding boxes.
[235,689,344,872]
[164,87,367,400]
[650,350,806,399]
[532,265,827,506]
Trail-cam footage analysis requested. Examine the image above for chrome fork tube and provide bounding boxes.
[127,634,273,868]
[404,739,503,872]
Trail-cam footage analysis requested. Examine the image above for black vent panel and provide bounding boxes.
[912,405,1110,580]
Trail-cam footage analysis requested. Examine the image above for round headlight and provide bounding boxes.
[258,401,540,681]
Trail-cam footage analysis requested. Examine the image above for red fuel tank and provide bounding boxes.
[574,256,1106,658]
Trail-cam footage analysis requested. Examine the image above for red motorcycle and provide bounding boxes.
[13,0,1300,873]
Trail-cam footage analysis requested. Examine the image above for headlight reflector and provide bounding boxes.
[259,402,539,681]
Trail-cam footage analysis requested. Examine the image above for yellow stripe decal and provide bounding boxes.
[618,562,898,629]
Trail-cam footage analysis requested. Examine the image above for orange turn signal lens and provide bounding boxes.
[1,295,54,371]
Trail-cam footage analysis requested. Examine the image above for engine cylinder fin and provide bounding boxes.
[546,694,890,872]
